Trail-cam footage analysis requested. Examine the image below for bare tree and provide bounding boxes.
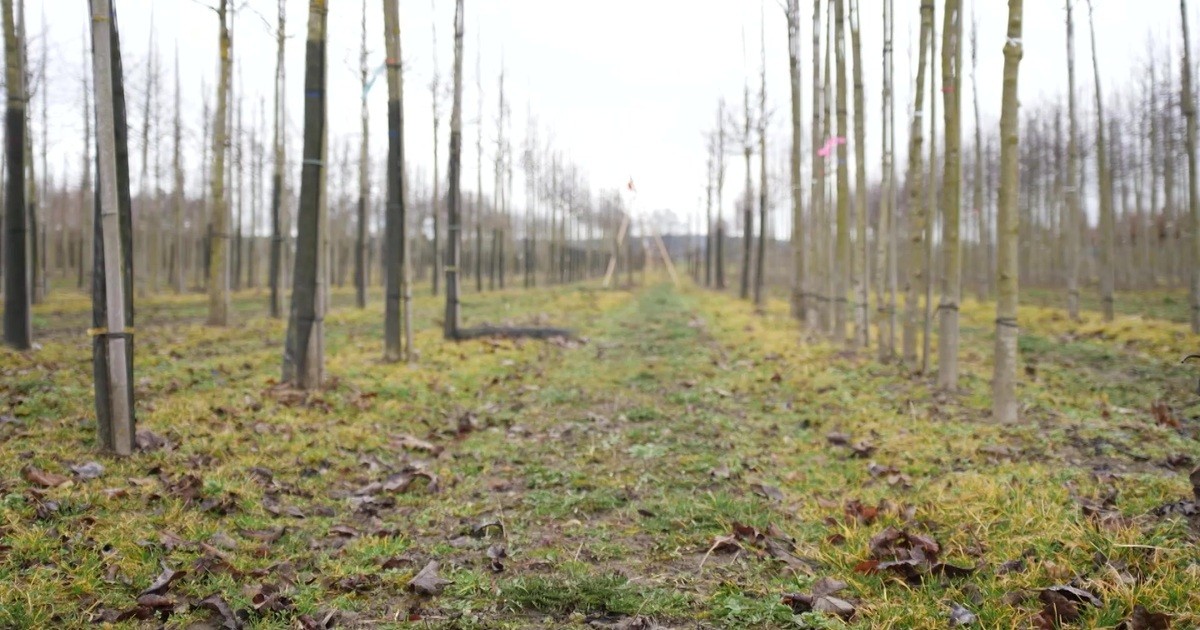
[268,0,285,318]
[89,0,135,454]
[937,0,963,390]
[1086,0,1115,321]
[903,0,933,366]
[2,0,29,349]
[1064,0,1082,320]
[994,0,1024,423]
[785,0,804,322]
[382,0,410,361]
[1181,0,1200,332]
[282,0,328,389]
[444,0,465,339]
[207,0,232,326]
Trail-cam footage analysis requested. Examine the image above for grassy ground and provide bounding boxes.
[2,280,1199,628]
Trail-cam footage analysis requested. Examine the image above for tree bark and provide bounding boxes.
[382,0,409,361]
[833,0,850,343]
[903,0,933,366]
[207,0,232,326]
[89,0,135,454]
[282,0,328,389]
[786,0,804,321]
[1064,0,1081,319]
[444,0,464,339]
[994,0,1024,424]
[849,0,868,346]
[1181,0,1200,332]
[1086,0,1115,321]
[268,0,285,318]
[937,0,963,390]
[2,0,29,349]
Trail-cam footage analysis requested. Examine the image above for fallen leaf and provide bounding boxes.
[138,563,185,597]
[408,560,452,596]
[1038,590,1081,624]
[70,461,105,480]
[135,429,171,452]
[487,544,507,573]
[22,465,71,488]
[238,526,286,545]
[1116,604,1172,630]
[811,595,856,620]
[750,482,784,502]
[196,594,243,629]
[1042,584,1102,608]
[471,519,504,538]
[810,577,848,598]
[931,561,976,579]
[826,431,851,446]
[949,603,977,626]
[392,434,443,455]
[135,593,175,609]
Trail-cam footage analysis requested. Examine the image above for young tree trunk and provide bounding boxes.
[282,0,328,389]
[207,0,232,325]
[382,0,409,361]
[875,0,895,360]
[903,0,933,366]
[971,14,986,302]
[741,79,753,301]
[809,0,823,327]
[1064,0,1082,319]
[172,46,184,294]
[922,4,938,375]
[444,0,464,339]
[430,0,442,296]
[89,0,135,454]
[994,0,1024,424]
[716,99,727,290]
[268,0,285,317]
[1181,0,1200,332]
[2,0,29,349]
[1086,0,1115,321]
[753,17,768,312]
[786,0,804,321]
[849,0,868,346]
[833,0,850,343]
[78,31,93,291]
[356,0,369,309]
[937,0,963,390]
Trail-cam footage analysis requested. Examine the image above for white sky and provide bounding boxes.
[31,1,1193,235]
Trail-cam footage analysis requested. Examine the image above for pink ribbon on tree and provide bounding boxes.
[817,136,847,158]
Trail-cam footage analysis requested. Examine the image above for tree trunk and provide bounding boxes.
[903,0,933,366]
[833,0,850,343]
[356,0,369,309]
[2,0,29,349]
[269,0,285,318]
[994,0,1024,424]
[444,0,464,339]
[282,0,328,389]
[740,80,753,301]
[89,0,135,454]
[172,46,184,294]
[382,0,409,360]
[207,0,232,326]
[753,17,768,312]
[1181,0,1200,332]
[850,0,868,346]
[937,0,963,390]
[810,0,823,327]
[1086,0,1115,321]
[786,0,804,321]
[875,0,895,360]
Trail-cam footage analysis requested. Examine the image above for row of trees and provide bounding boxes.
[2,0,652,454]
[701,0,1197,421]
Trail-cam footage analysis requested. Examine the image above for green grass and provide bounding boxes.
[2,279,1199,628]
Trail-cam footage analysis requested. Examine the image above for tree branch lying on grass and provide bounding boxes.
[449,326,575,341]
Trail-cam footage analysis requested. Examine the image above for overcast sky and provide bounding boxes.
[31,1,1193,236]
